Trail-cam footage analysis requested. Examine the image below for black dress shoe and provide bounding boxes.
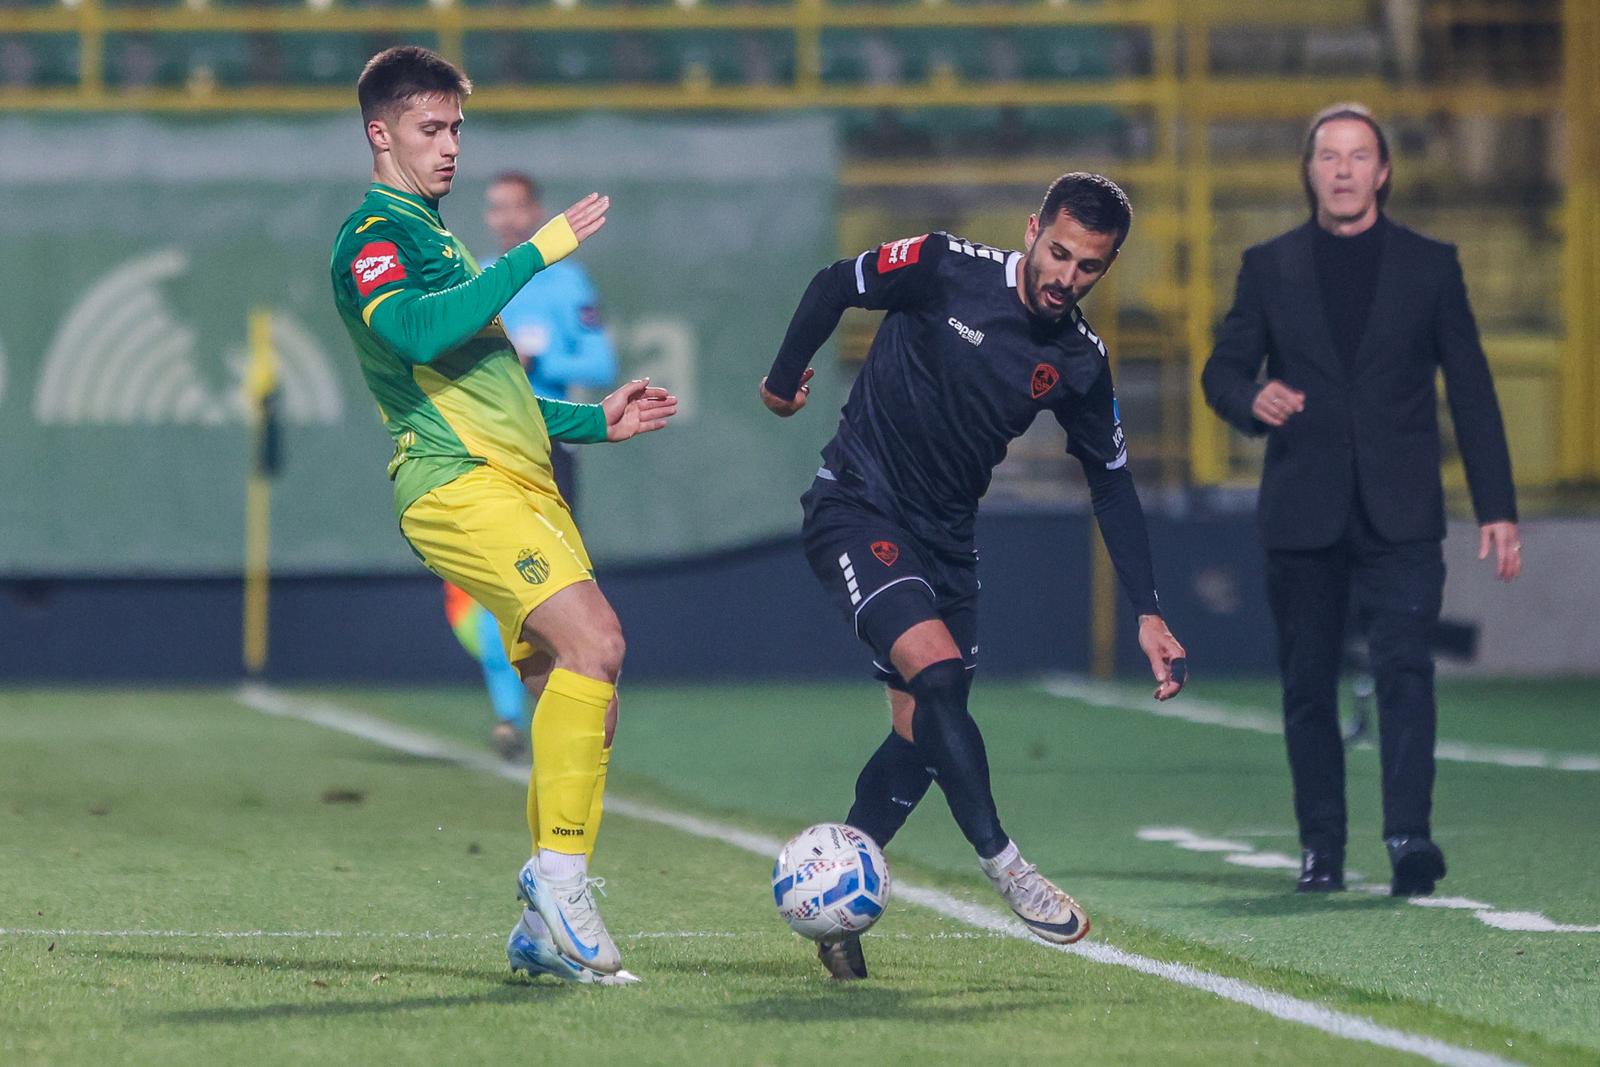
[1387,835,1447,897]
[1296,848,1345,893]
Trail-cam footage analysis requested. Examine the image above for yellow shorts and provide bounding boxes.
[401,465,594,665]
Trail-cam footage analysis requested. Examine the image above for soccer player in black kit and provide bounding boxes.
[761,173,1188,980]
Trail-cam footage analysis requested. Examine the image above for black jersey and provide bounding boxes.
[766,231,1159,615]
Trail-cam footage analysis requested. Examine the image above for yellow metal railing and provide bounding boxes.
[4,0,1593,487]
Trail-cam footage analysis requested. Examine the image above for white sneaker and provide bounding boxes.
[507,910,639,986]
[517,858,623,975]
[981,853,1090,945]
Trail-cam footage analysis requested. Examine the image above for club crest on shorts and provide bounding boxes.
[515,548,550,585]
[871,541,900,566]
[1031,363,1061,400]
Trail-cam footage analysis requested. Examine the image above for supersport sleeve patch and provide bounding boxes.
[352,241,407,298]
[877,234,928,273]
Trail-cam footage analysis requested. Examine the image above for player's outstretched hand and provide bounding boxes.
[562,193,611,244]
[602,378,678,442]
[1138,614,1187,701]
[760,367,814,417]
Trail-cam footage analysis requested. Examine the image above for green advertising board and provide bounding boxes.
[0,115,840,575]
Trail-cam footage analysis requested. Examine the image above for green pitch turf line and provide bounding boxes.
[1039,676,1600,773]
[234,684,1521,1067]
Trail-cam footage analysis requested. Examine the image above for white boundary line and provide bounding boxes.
[1042,675,1600,773]
[1136,828,1600,935]
[0,928,1009,943]
[232,685,1518,1067]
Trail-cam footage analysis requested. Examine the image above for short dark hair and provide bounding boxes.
[1038,172,1132,252]
[1301,102,1391,210]
[357,46,472,124]
[489,171,541,203]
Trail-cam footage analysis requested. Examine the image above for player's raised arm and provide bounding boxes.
[357,197,610,366]
[760,234,945,415]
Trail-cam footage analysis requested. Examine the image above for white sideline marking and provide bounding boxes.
[0,927,1010,944]
[1140,827,1600,936]
[1225,852,1303,871]
[233,686,1517,1067]
[1043,675,1600,773]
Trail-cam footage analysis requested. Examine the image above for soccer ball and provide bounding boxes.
[771,822,891,941]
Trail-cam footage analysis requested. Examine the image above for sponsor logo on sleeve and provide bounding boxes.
[870,540,900,566]
[352,241,405,297]
[877,234,928,273]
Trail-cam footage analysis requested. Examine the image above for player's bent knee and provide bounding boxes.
[553,626,625,682]
[905,658,966,701]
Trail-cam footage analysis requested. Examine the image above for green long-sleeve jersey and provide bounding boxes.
[330,183,606,519]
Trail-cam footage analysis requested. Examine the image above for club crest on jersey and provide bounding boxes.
[1031,363,1061,400]
[515,548,551,585]
[352,241,405,297]
[871,541,900,566]
[877,235,927,273]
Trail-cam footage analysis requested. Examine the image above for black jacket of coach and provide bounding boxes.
[1198,106,1520,879]
[1201,216,1516,548]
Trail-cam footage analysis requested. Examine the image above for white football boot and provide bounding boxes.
[980,849,1090,945]
[517,857,623,975]
[507,909,638,986]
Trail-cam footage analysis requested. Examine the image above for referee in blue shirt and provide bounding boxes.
[484,170,620,507]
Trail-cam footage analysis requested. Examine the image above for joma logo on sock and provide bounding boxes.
[552,826,583,837]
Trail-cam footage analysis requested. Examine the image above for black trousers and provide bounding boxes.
[1265,499,1445,854]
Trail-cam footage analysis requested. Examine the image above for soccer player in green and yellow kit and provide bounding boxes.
[330,46,675,984]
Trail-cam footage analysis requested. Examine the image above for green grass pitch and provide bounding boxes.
[2,679,1596,1065]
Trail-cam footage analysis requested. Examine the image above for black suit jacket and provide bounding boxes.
[1202,217,1517,550]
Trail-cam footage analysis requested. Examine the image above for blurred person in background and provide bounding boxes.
[443,170,620,761]
[1202,103,1521,900]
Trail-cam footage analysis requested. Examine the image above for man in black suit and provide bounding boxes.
[1202,104,1523,897]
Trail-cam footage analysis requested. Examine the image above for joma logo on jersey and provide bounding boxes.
[515,548,551,585]
[351,241,405,296]
[947,317,985,347]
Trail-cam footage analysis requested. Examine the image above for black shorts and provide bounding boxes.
[801,479,978,690]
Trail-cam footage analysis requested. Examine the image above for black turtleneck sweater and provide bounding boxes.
[1312,215,1387,375]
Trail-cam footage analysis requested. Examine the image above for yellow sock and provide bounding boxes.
[588,742,611,870]
[531,668,613,855]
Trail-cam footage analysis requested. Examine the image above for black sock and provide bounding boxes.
[908,658,1008,858]
[846,730,934,848]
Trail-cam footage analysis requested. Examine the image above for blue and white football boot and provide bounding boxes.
[507,908,638,985]
[516,858,625,976]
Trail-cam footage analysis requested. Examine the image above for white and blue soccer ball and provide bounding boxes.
[772,822,891,941]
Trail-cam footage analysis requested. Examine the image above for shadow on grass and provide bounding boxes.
[66,947,491,983]
[154,982,561,1025]
[1076,866,1304,891]
[1181,892,1402,918]
[722,982,1048,1024]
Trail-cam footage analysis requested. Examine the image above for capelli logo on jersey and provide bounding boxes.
[947,317,985,347]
